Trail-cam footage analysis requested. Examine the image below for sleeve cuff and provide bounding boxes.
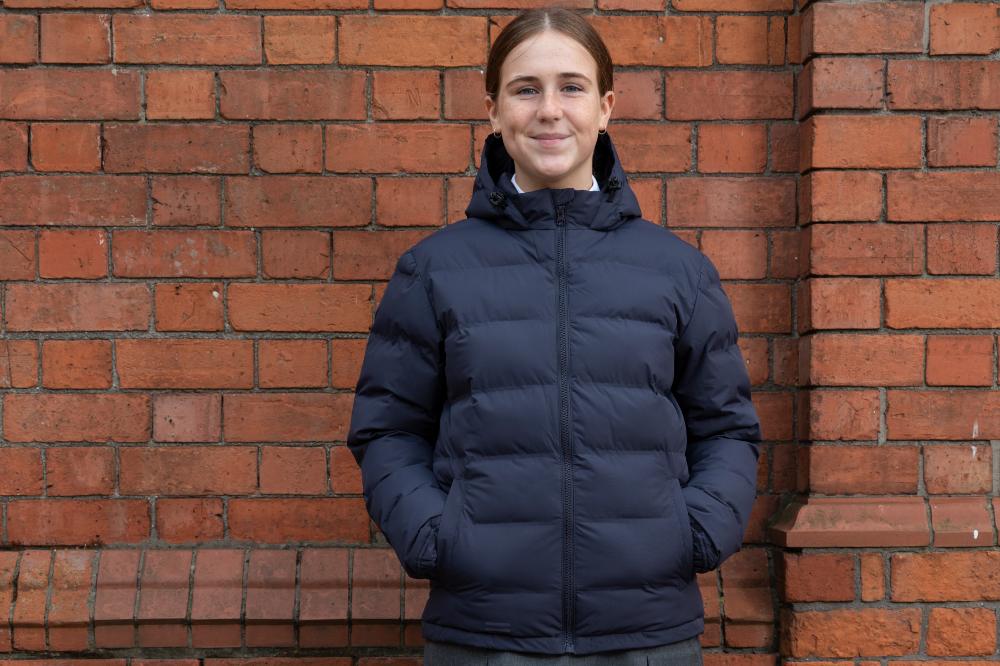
[690,516,721,573]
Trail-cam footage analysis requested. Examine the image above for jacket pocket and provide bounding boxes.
[432,477,464,580]
[669,477,695,579]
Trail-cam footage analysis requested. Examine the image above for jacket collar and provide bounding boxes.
[464,131,643,231]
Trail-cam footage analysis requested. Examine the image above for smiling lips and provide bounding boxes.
[533,134,568,146]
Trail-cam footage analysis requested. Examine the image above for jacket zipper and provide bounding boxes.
[555,203,574,653]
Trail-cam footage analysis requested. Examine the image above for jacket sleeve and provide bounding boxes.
[672,254,762,573]
[347,249,446,580]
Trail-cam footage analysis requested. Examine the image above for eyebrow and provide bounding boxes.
[505,72,592,88]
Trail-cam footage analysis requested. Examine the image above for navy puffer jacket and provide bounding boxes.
[347,130,762,655]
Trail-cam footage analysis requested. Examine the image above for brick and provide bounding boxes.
[927,223,998,275]
[228,498,367,543]
[798,57,884,116]
[4,393,150,442]
[923,443,993,494]
[887,390,1000,440]
[0,15,37,63]
[930,497,994,548]
[48,549,96,651]
[769,497,929,548]
[116,339,252,389]
[604,124,689,173]
[137,550,191,647]
[253,125,323,174]
[802,115,922,169]
[698,124,767,173]
[805,333,924,386]
[809,223,922,276]
[373,70,440,120]
[42,339,113,389]
[0,175,146,227]
[38,228,106,278]
[40,13,110,63]
[0,552,18,651]
[7,499,150,546]
[151,176,221,226]
[154,283,226,332]
[927,116,999,167]
[808,445,918,494]
[45,446,115,496]
[219,70,365,120]
[333,229,432,281]
[666,71,793,120]
[227,284,370,333]
[888,172,1000,222]
[0,68,140,119]
[804,1,924,56]
[224,175,370,228]
[157,498,225,544]
[781,607,921,657]
[927,607,996,655]
[892,551,1000,601]
[443,69,488,121]
[701,230,767,279]
[800,171,883,223]
[860,553,885,601]
[114,14,261,64]
[591,15,712,66]
[0,229,35,279]
[885,278,1000,328]
[802,390,880,442]
[375,178,445,228]
[104,123,249,174]
[191,549,244,648]
[260,446,328,494]
[717,15,784,65]
[12,550,50,651]
[259,340,329,389]
[781,552,854,603]
[667,177,796,227]
[245,550,296,646]
[326,123,468,173]
[888,60,1000,110]
[339,15,485,66]
[113,230,256,278]
[146,70,216,120]
[0,447,43,495]
[926,334,994,386]
[120,446,257,495]
[351,548,401,621]
[94,550,140,648]
[299,549,349,623]
[929,3,1000,55]
[152,393,222,444]
[31,123,102,172]
[260,230,329,279]
[799,278,881,331]
[264,15,335,64]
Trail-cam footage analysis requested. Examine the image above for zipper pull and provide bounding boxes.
[555,204,566,226]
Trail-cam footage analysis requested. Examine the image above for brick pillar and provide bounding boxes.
[771,0,1000,660]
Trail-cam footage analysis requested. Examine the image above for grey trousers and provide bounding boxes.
[424,635,703,665]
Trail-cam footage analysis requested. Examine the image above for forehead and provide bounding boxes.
[502,30,596,79]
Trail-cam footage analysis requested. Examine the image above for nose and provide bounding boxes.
[537,88,563,120]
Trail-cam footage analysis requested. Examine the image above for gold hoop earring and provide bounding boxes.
[493,128,501,138]
[598,127,607,135]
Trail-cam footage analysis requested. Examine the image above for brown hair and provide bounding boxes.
[484,6,614,100]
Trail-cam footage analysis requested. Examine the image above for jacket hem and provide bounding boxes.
[421,616,704,656]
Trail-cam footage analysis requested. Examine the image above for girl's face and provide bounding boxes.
[485,30,614,193]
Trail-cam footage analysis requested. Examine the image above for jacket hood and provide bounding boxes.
[464,130,644,231]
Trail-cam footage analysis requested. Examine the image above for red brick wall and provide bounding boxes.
[0,0,998,662]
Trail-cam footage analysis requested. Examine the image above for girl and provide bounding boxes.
[348,6,761,665]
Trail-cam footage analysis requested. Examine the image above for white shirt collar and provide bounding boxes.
[511,172,600,193]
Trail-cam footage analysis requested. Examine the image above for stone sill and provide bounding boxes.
[769,495,1000,548]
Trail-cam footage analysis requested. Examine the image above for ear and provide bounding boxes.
[485,94,498,128]
[600,89,615,129]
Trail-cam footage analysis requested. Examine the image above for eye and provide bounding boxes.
[516,87,538,95]
[564,84,584,93]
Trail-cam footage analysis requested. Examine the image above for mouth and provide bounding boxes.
[532,135,568,146]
